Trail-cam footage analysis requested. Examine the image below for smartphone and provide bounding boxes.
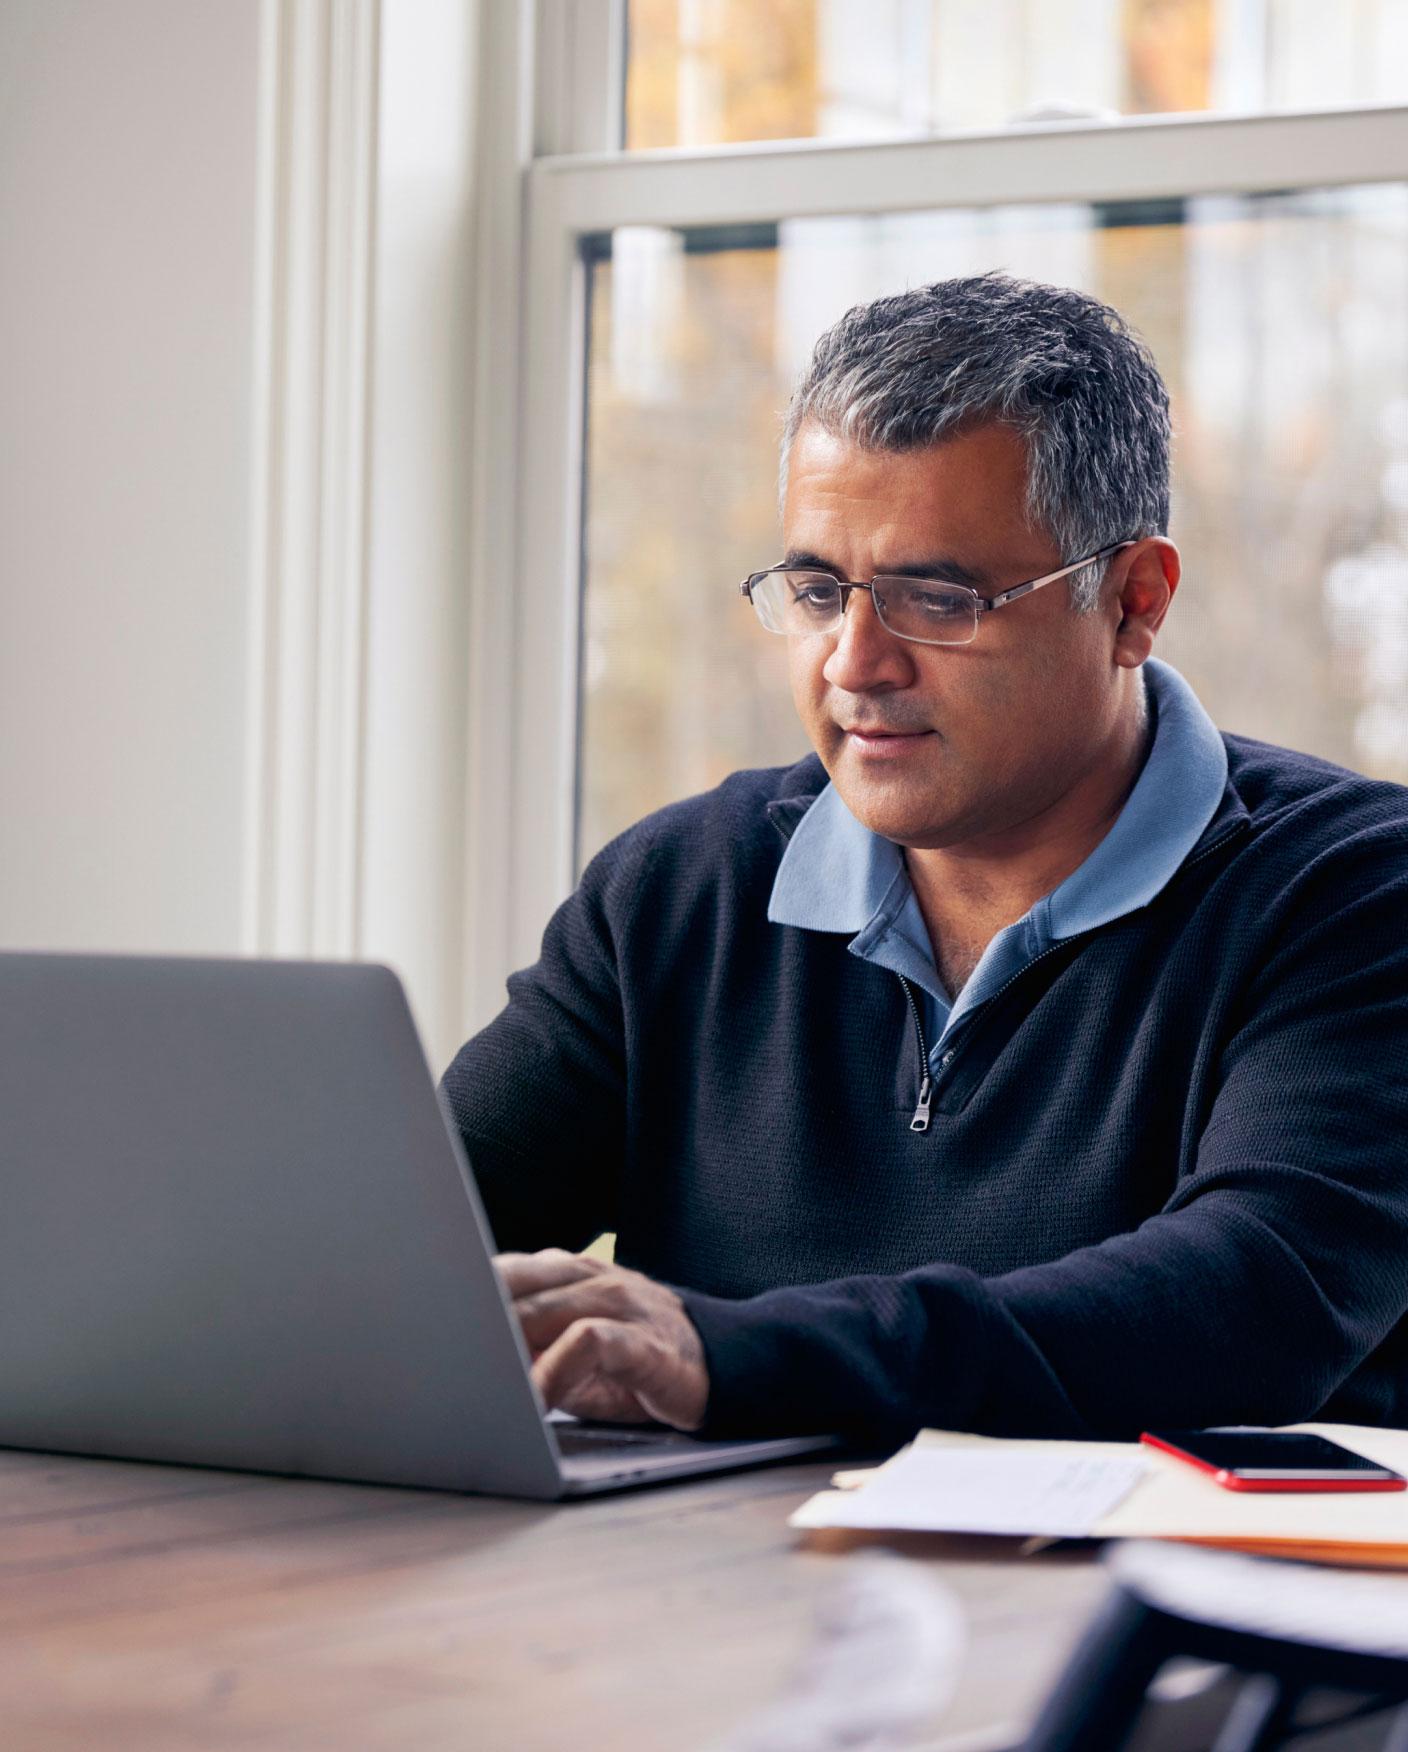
[1141,1429,1407,1493]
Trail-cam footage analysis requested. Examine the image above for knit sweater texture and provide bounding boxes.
[439,736,1408,1444]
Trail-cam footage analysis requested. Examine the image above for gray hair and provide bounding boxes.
[780,273,1171,610]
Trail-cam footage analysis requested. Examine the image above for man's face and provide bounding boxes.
[782,419,1127,851]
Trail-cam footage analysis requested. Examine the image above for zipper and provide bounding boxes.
[897,975,933,1132]
[894,817,1251,1133]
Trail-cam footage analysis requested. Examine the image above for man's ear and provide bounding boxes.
[1111,538,1180,668]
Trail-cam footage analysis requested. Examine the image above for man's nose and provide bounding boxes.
[821,588,915,693]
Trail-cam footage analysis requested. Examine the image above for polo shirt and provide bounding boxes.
[767,658,1228,1071]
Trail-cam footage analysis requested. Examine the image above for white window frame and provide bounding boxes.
[462,2,1408,1030]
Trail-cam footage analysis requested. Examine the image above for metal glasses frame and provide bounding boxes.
[739,540,1136,646]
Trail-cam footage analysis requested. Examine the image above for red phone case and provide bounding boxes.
[1140,1432,1408,1492]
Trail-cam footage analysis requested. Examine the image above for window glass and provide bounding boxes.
[625,0,1408,150]
[579,186,1408,866]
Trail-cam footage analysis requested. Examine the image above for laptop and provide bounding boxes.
[0,952,839,1498]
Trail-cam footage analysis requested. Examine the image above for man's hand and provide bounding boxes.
[494,1249,709,1430]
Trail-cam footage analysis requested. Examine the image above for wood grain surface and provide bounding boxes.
[0,1448,1108,1750]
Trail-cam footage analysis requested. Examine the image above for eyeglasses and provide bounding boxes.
[739,541,1134,647]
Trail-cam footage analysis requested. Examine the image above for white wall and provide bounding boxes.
[0,0,260,956]
[0,0,487,1076]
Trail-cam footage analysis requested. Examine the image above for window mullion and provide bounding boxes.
[536,104,1408,234]
[534,0,626,156]
[508,175,590,979]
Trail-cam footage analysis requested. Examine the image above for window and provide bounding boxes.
[625,0,1408,149]
[473,5,1408,1012]
[580,186,1408,863]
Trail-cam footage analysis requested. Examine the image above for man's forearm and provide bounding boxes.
[678,1190,1405,1443]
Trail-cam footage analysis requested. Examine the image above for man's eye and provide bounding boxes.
[906,589,968,617]
[791,584,838,608]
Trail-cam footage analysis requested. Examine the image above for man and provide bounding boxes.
[441,274,1408,1444]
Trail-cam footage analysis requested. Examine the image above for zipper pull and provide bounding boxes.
[909,1074,932,1133]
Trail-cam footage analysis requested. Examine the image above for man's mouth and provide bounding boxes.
[841,725,933,740]
[841,726,935,758]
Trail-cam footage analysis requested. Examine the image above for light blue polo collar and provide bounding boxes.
[767,659,1228,1055]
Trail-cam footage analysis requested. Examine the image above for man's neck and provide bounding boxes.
[905,687,1153,993]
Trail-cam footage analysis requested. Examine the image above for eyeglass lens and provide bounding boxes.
[750,569,978,646]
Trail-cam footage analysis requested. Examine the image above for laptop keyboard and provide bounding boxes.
[554,1423,698,1457]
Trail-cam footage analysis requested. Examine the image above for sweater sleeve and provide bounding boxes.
[679,828,1408,1443]
[437,832,647,1255]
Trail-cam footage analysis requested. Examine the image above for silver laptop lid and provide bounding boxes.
[0,952,565,1497]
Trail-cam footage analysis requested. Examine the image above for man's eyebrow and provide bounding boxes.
[885,555,991,588]
[782,549,990,588]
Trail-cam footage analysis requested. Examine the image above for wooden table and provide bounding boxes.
[0,1449,1110,1750]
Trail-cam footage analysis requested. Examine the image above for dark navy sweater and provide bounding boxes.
[439,737,1408,1443]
